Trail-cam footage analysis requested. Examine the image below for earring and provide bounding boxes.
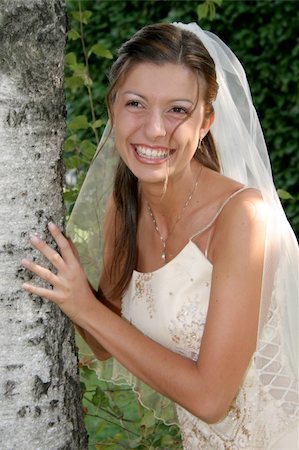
[197,137,203,150]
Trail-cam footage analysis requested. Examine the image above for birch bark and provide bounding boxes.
[0,1,87,448]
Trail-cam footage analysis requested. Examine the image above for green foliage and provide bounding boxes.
[64,1,114,214]
[197,0,223,21]
[64,0,298,447]
[80,363,182,449]
[277,189,294,200]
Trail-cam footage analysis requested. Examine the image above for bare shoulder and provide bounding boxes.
[199,167,267,224]
[211,187,268,260]
[219,187,267,228]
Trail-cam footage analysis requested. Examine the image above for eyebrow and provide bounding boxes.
[121,91,194,104]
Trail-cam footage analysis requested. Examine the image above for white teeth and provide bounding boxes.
[135,145,169,159]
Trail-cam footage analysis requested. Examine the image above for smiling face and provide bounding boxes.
[112,62,212,185]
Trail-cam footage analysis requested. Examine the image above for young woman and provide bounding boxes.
[22,23,298,449]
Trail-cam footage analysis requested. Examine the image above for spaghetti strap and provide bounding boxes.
[190,186,251,242]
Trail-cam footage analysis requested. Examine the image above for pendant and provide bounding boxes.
[161,252,166,261]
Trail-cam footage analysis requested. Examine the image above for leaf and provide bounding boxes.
[64,154,81,170]
[140,410,156,429]
[213,0,223,6]
[110,402,123,418]
[65,75,85,89]
[208,3,216,20]
[64,134,78,151]
[65,52,77,66]
[67,70,93,88]
[91,119,104,129]
[277,189,293,200]
[68,115,90,130]
[161,434,175,445]
[88,43,113,60]
[197,3,209,20]
[91,386,110,408]
[72,10,93,25]
[67,67,92,87]
[67,29,81,41]
[80,364,97,381]
[80,381,87,394]
[68,62,86,75]
[63,189,79,204]
[80,140,96,160]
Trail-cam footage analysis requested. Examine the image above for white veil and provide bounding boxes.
[66,22,298,424]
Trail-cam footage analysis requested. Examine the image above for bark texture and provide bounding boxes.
[0,1,87,448]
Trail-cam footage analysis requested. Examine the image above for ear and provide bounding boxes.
[200,111,215,140]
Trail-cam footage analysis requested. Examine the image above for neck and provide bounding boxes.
[142,163,203,237]
[142,163,203,263]
[141,162,201,218]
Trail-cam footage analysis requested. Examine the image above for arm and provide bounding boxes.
[22,191,266,423]
[75,282,121,361]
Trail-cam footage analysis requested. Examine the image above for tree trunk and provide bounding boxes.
[0,1,87,448]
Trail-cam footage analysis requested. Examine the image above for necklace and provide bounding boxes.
[146,169,201,263]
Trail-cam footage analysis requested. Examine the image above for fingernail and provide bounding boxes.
[22,283,29,290]
[30,235,40,244]
[48,222,55,230]
[21,258,30,266]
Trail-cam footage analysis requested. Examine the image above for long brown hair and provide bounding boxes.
[103,23,219,300]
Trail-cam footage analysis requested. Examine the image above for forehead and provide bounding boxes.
[118,62,200,99]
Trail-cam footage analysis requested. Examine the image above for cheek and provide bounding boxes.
[114,112,141,138]
[173,123,201,151]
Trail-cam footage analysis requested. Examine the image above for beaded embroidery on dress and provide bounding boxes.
[121,190,298,450]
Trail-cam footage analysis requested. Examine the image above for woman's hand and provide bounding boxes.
[21,222,97,324]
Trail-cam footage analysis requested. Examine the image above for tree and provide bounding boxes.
[0,1,87,448]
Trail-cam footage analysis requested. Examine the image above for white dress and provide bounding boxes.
[121,190,298,449]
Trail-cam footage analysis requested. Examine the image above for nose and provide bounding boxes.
[144,109,167,139]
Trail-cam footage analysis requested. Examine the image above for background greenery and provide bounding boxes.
[64,0,298,448]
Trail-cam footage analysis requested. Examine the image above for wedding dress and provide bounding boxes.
[121,188,298,449]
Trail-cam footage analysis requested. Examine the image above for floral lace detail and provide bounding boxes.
[132,273,155,318]
[168,294,207,361]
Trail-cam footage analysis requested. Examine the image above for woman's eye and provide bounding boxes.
[126,100,142,108]
[171,106,188,114]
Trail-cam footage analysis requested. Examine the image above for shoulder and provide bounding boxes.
[211,187,267,261]
[217,187,267,229]
[199,167,267,234]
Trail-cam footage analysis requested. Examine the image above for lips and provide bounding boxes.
[133,144,174,160]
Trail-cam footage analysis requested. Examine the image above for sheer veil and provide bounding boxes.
[66,22,298,424]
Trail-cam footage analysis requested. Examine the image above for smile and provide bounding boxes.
[133,144,173,160]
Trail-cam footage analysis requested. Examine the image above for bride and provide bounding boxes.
[22,22,298,449]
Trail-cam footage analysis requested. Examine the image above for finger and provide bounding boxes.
[22,282,58,303]
[48,222,76,264]
[30,235,65,271]
[21,258,59,286]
